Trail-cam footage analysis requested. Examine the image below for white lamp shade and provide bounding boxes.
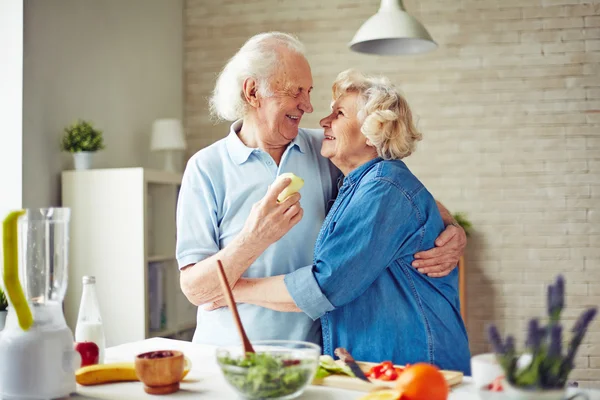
[151,119,186,151]
[349,0,437,55]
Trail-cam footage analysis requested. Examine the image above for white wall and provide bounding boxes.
[0,0,23,267]
[0,0,23,214]
[23,0,184,207]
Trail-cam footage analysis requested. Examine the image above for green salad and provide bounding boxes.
[218,352,316,399]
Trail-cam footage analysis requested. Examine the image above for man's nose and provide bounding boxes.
[299,92,313,114]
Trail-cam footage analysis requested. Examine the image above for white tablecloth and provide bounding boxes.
[74,338,599,400]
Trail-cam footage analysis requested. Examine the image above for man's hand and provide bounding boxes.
[241,177,304,248]
[412,224,466,277]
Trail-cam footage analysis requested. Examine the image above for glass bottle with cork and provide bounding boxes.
[74,276,106,364]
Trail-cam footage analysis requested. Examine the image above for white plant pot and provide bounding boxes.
[73,151,94,170]
[0,310,7,331]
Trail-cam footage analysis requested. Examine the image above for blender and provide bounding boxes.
[0,208,81,399]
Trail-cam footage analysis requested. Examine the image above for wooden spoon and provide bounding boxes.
[216,259,255,354]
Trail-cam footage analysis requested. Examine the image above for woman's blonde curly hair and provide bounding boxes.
[331,69,422,160]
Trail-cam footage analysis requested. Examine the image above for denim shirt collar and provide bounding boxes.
[342,157,383,187]
[226,119,305,165]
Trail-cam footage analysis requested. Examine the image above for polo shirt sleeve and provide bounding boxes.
[175,158,220,270]
[285,178,420,319]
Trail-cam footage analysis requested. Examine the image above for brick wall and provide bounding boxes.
[185,0,600,387]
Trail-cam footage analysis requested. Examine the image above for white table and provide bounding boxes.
[74,338,600,400]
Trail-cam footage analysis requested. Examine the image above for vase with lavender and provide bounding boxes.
[487,275,597,400]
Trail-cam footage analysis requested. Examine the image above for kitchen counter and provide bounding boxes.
[74,338,600,400]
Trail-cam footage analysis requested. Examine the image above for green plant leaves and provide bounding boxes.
[0,287,7,311]
[60,119,105,153]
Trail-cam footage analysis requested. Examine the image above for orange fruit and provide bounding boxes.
[394,363,448,400]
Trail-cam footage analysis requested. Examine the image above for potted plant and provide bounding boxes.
[0,286,8,330]
[60,119,105,170]
[487,275,597,399]
[452,212,472,237]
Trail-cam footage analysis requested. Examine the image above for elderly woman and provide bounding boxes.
[209,69,471,374]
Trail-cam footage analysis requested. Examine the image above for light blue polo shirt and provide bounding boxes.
[176,119,340,346]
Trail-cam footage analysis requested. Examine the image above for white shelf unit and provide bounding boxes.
[61,168,197,347]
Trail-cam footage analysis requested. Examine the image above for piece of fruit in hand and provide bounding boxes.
[276,173,304,203]
[74,341,100,367]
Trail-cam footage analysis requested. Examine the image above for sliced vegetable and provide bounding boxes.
[366,361,409,381]
[315,355,355,380]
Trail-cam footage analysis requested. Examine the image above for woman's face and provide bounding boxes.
[320,92,376,174]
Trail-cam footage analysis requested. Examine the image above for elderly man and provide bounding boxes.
[176,32,466,346]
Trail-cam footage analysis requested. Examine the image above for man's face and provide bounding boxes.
[255,51,314,144]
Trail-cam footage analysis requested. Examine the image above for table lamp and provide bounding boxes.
[151,119,186,172]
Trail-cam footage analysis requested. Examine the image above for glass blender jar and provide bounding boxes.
[0,208,81,399]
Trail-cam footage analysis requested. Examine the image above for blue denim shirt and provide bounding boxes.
[285,158,471,374]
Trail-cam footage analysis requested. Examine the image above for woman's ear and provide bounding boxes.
[366,138,374,147]
[242,78,260,108]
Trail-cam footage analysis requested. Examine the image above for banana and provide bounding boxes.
[276,173,304,203]
[76,362,138,386]
[76,358,191,386]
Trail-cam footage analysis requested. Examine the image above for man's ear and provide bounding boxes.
[242,78,260,108]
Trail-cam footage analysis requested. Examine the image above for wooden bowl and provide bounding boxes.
[134,350,185,395]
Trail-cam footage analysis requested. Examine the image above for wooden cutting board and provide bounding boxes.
[313,361,464,392]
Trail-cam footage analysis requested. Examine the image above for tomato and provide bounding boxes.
[381,361,394,370]
[384,368,399,380]
[367,364,386,379]
[367,361,405,381]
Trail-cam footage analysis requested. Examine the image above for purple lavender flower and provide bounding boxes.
[571,307,597,334]
[487,324,505,355]
[548,275,565,322]
[565,307,598,365]
[548,324,562,359]
[526,319,543,351]
[555,275,565,310]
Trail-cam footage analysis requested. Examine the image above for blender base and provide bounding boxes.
[0,305,80,400]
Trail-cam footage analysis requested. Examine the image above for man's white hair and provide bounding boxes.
[209,32,306,122]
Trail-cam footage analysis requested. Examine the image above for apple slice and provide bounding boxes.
[276,173,304,203]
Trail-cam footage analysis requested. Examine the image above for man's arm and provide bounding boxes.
[436,200,456,226]
[181,235,268,306]
[412,200,467,278]
[180,178,303,306]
